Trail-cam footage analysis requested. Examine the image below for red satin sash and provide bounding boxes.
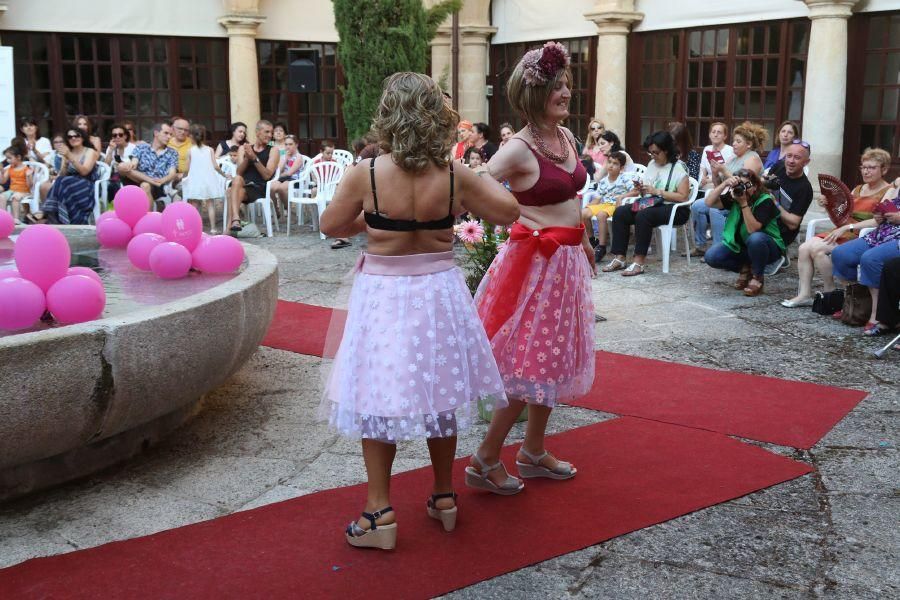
[481,222,585,339]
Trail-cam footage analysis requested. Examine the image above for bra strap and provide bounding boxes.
[369,158,379,214]
[448,161,455,217]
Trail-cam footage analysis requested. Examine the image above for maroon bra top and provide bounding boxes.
[509,137,587,207]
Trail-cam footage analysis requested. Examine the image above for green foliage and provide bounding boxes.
[333,0,461,140]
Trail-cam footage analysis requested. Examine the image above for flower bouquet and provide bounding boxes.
[454,218,509,295]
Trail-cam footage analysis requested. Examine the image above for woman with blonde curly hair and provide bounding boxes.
[320,72,518,550]
[466,42,595,496]
[709,120,766,186]
[583,117,606,165]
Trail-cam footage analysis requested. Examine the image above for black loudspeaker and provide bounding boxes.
[288,49,319,92]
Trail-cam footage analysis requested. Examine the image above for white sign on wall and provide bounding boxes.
[0,47,14,150]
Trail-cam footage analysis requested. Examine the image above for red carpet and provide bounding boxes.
[571,351,867,449]
[261,302,867,449]
[261,300,345,358]
[0,418,811,599]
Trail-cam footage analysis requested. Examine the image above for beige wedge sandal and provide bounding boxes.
[464,454,524,495]
[345,506,397,550]
[426,492,458,532]
[516,448,577,480]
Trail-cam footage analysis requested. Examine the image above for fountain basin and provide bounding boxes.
[0,226,278,500]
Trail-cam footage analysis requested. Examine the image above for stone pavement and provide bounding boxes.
[1,226,897,599]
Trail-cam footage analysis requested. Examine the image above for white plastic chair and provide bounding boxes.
[332,149,354,169]
[289,161,344,239]
[211,159,236,232]
[92,162,112,222]
[23,161,49,215]
[654,176,699,274]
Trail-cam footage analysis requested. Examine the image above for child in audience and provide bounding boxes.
[0,146,33,222]
[314,140,335,164]
[182,124,229,234]
[226,145,240,167]
[272,134,305,213]
[465,146,483,169]
[581,151,633,261]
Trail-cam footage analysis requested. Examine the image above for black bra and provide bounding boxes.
[363,158,455,231]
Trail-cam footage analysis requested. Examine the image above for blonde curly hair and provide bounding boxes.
[373,72,458,172]
[732,121,769,151]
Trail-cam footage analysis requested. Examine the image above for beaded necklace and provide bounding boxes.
[527,123,569,164]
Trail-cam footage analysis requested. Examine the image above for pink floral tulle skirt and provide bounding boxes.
[320,252,508,443]
[475,226,595,406]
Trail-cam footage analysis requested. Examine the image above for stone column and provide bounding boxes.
[584,1,643,140]
[802,0,859,190]
[428,0,494,124]
[218,3,265,141]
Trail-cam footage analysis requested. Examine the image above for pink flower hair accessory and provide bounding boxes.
[521,41,570,87]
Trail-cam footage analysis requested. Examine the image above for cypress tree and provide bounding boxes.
[334,0,461,140]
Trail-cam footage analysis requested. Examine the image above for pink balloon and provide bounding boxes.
[97,211,118,224]
[46,275,106,324]
[96,216,133,248]
[113,185,149,228]
[127,233,167,271]
[14,224,70,292]
[0,277,46,330]
[161,202,203,252]
[192,235,245,274]
[0,211,14,239]
[149,242,192,279]
[67,266,102,286]
[0,268,21,280]
[133,212,164,236]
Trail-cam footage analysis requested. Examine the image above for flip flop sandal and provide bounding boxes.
[621,262,645,277]
[229,220,243,232]
[601,258,626,272]
[330,239,352,249]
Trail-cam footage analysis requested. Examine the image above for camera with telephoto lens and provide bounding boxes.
[763,175,781,190]
[730,180,750,197]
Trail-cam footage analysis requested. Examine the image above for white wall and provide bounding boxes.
[0,0,338,41]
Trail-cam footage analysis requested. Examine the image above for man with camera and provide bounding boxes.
[763,140,813,274]
[703,169,786,296]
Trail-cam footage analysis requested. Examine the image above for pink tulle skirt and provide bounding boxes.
[475,228,595,406]
[320,252,507,443]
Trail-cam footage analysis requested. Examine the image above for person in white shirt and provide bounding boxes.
[19,117,52,165]
[691,121,736,255]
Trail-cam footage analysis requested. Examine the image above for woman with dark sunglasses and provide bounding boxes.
[27,128,99,224]
[103,124,137,198]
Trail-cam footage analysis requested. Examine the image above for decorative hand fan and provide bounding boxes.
[817,174,854,227]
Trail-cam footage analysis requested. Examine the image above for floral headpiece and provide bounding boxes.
[521,42,570,87]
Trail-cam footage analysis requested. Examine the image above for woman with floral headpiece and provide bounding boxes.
[466,42,595,496]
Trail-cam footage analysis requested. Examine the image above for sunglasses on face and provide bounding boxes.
[111,132,126,138]
[590,125,603,131]
[66,133,81,139]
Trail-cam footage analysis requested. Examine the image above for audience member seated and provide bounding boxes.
[0,145,33,222]
[766,140,814,267]
[19,117,52,165]
[783,148,894,309]
[602,130,690,277]
[581,151,633,263]
[117,122,179,207]
[703,169,784,297]
[228,120,278,233]
[215,121,248,158]
[28,127,99,224]
[123,120,138,144]
[470,122,498,163]
[167,117,194,199]
[830,179,900,334]
[73,114,103,153]
[592,130,634,182]
[351,137,367,163]
[709,121,766,187]
[271,122,288,159]
[271,134,305,213]
[583,118,606,165]
[453,120,473,160]
[874,256,900,342]
[692,121,735,254]
[498,122,515,148]
[465,146,483,169]
[183,124,230,235]
[668,121,701,181]
[314,140,336,164]
[764,121,800,172]
[103,123,137,198]
[47,134,66,176]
